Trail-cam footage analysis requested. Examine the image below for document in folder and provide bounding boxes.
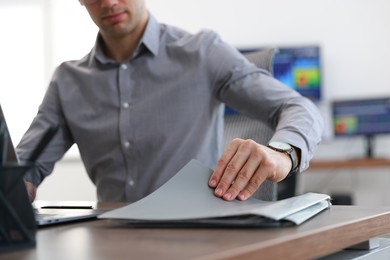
[99,160,331,227]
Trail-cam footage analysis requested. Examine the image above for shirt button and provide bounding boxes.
[121,64,128,70]
[124,141,130,148]
[122,102,129,108]
[128,180,135,186]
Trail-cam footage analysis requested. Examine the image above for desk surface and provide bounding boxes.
[3,205,390,260]
[310,158,390,170]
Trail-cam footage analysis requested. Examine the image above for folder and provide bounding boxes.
[99,160,331,227]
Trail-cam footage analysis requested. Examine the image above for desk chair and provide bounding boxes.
[223,48,296,201]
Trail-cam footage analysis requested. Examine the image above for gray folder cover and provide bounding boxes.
[99,160,330,227]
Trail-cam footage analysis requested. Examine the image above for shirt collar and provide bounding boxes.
[141,13,160,57]
[89,12,160,66]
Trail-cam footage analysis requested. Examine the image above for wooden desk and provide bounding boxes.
[2,206,390,260]
[310,158,390,170]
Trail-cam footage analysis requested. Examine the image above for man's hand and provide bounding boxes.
[208,138,292,201]
[24,181,37,202]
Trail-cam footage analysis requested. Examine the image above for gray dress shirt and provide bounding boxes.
[16,14,323,202]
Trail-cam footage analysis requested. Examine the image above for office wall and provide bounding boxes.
[1,0,390,201]
[148,0,390,100]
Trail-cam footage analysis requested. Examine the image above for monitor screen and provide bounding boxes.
[225,46,322,115]
[239,45,322,101]
[273,46,321,101]
[332,97,390,137]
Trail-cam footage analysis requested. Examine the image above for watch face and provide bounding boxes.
[269,141,291,151]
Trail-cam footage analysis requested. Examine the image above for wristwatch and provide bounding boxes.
[267,141,299,175]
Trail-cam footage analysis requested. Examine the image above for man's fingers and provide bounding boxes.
[237,168,268,200]
[212,139,262,199]
[210,139,286,201]
[221,145,265,201]
[208,138,243,188]
[213,139,254,197]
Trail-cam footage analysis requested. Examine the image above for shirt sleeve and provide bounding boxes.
[16,72,75,187]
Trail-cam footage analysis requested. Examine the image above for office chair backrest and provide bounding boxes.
[223,48,278,201]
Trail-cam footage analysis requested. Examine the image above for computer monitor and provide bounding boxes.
[239,45,322,101]
[225,46,322,115]
[273,46,322,101]
[332,97,390,158]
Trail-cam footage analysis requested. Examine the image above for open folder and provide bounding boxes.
[99,160,331,227]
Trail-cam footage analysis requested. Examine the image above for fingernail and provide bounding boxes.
[215,188,223,196]
[224,193,232,200]
[238,193,246,200]
[209,180,216,187]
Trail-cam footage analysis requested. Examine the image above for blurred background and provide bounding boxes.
[1,0,389,204]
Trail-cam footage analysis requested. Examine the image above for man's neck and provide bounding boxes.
[101,34,139,62]
[100,15,148,62]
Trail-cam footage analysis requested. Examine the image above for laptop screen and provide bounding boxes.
[0,104,99,233]
[0,104,36,250]
[0,106,18,164]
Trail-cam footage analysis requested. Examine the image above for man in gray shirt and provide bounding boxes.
[17,0,323,202]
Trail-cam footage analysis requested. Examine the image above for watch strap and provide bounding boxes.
[267,142,299,175]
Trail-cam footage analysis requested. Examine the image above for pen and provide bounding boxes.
[40,206,94,209]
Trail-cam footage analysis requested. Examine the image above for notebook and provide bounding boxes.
[0,104,101,228]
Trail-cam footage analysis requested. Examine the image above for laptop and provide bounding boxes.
[0,104,101,228]
[34,207,100,226]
